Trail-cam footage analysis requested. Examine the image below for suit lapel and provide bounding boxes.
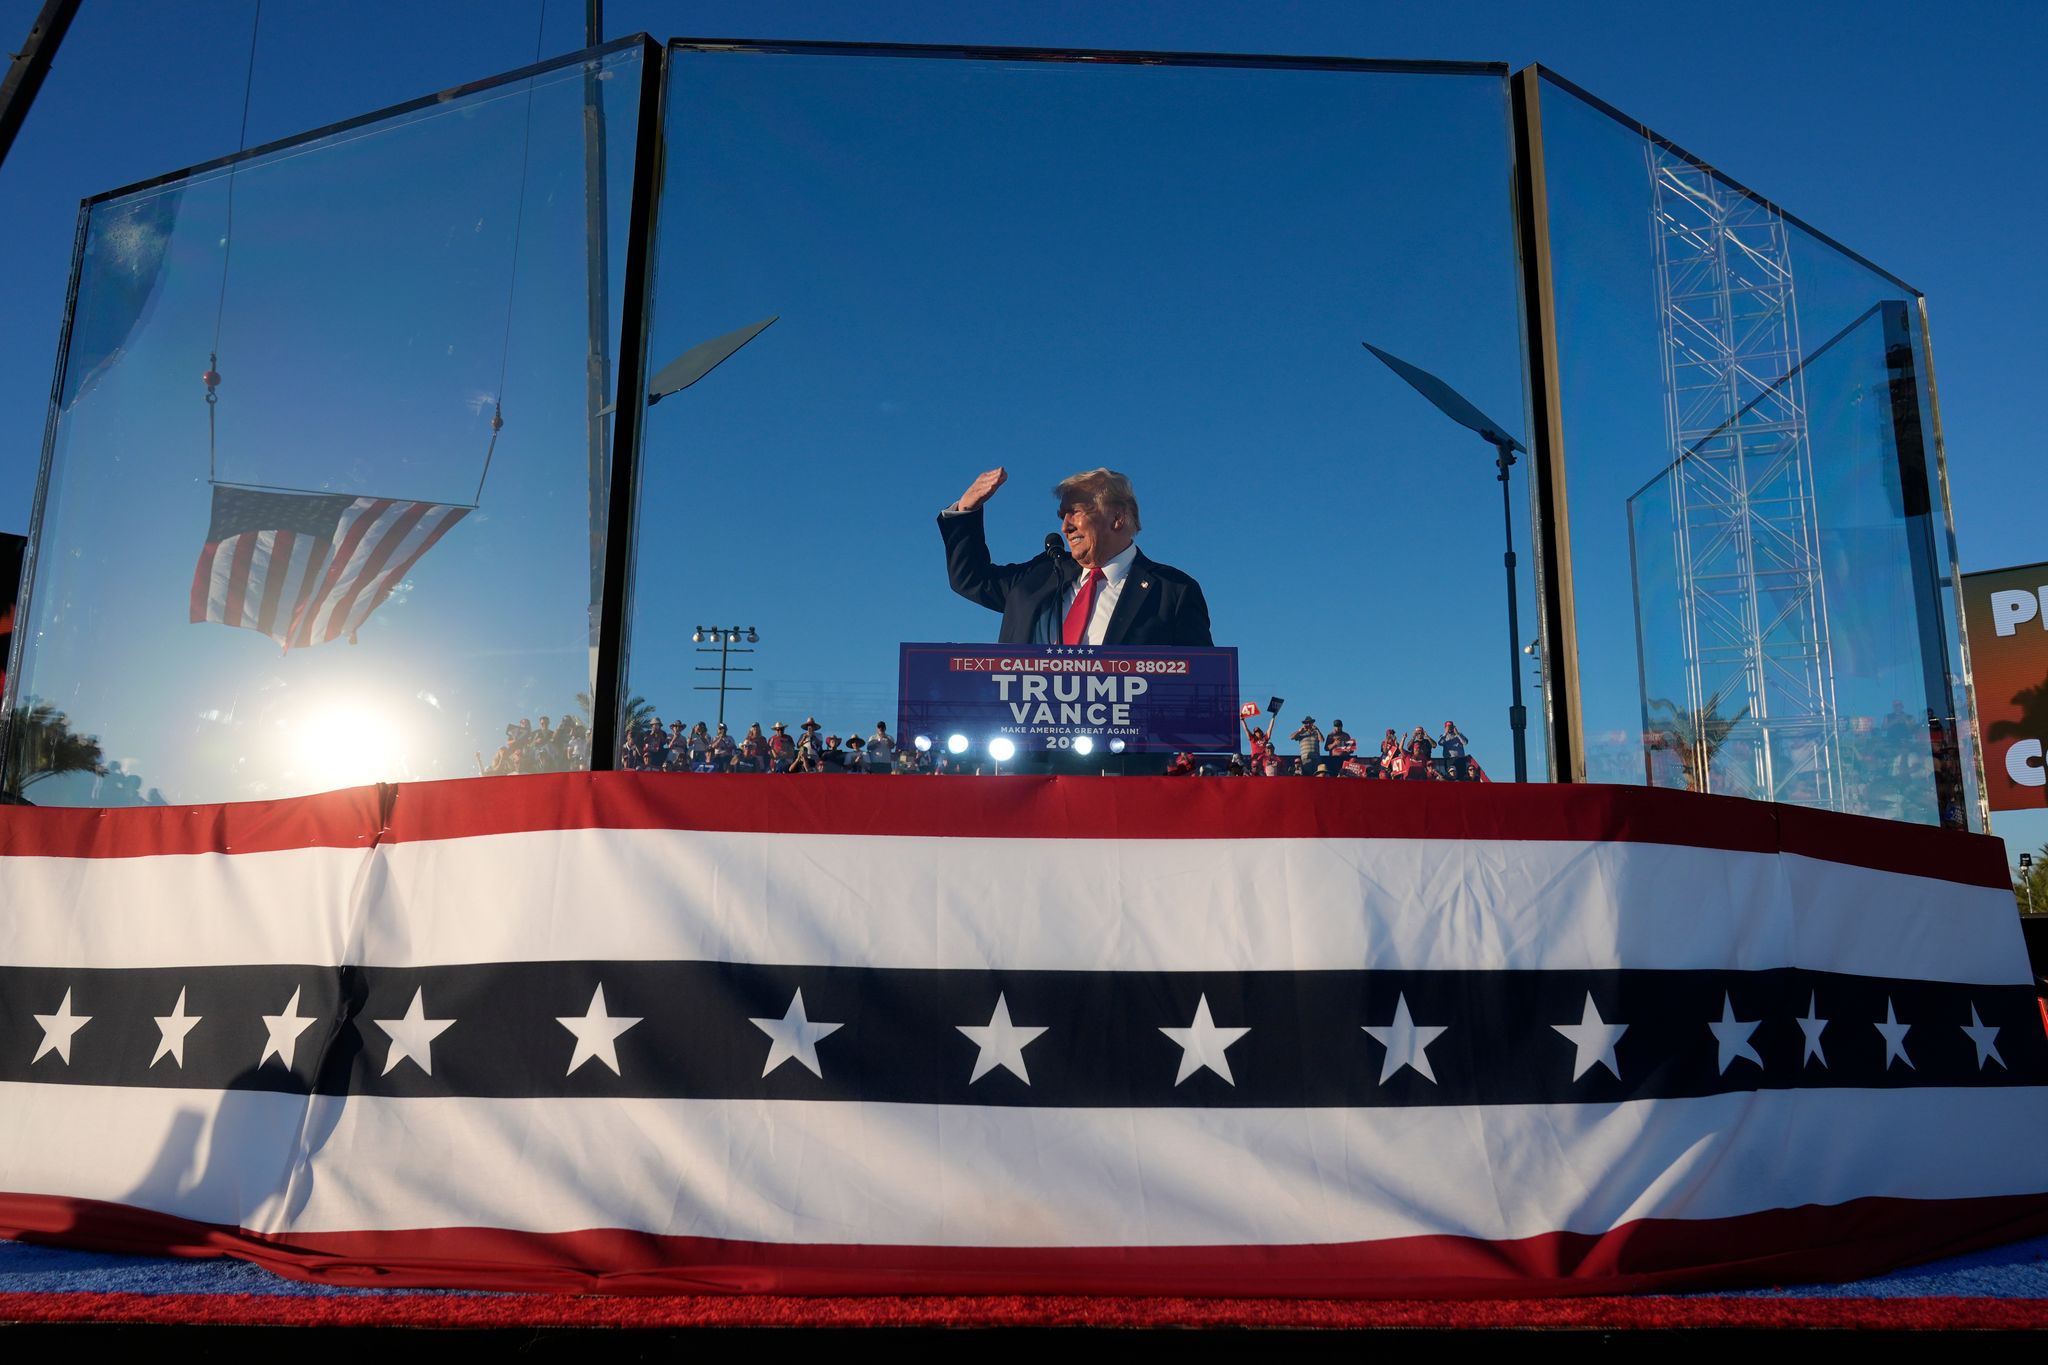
[1103,551,1154,646]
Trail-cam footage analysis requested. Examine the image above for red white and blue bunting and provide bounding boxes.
[1,775,2044,1294]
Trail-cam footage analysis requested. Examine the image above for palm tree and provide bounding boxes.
[7,700,106,796]
[573,691,655,731]
[1642,689,1749,794]
[1986,671,2048,750]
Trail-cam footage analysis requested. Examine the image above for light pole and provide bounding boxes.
[1363,341,1530,781]
[693,625,758,731]
[2022,852,2036,916]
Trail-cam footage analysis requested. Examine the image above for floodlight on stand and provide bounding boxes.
[1109,738,1126,754]
[1362,339,1530,783]
[1073,735,1094,756]
[987,737,1016,763]
[913,735,932,753]
[946,734,970,755]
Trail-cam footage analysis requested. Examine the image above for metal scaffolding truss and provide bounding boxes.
[1646,144,1840,807]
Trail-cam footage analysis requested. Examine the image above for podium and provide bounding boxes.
[897,642,1239,771]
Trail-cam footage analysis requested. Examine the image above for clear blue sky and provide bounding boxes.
[2,1,2044,863]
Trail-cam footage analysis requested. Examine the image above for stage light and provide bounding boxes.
[987,737,1016,763]
[1109,738,1127,754]
[746,626,759,643]
[946,734,970,755]
[692,627,703,643]
[1072,735,1094,756]
[913,735,932,753]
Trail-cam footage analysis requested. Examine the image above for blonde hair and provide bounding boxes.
[1052,467,1141,533]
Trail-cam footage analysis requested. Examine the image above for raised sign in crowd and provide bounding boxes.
[484,710,1490,780]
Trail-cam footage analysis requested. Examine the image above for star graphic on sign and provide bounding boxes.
[1551,992,1627,1081]
[32,988,91,1065]
[1876,997,1914,1070]
[1797,991,1829,1068]
[958,993,1048,1084]
[373,987,457,1076]
[1361,992,1448,1084]
[260,987,317,1070]
[151,988,203,1068]
[1708,993,1763,1074]
[752,988,843,1078]
[557,983,642,1076]
[1963,1003,2006,1070]
[1160,993,1250,1086]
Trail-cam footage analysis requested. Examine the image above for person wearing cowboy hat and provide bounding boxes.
[1291,715,1323,773]
[768,722,796,771]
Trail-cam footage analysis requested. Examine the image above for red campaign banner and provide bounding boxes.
[1963,562,2048,812]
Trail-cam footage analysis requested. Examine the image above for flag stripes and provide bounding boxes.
[187,486,465,648]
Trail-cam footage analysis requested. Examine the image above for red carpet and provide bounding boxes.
[2,1289,2046,1329]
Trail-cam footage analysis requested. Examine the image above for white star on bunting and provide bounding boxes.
[1709,993,1763,1074]
[151,988,203,1068]
[752,988,843,1078]
[1876,997,1914,1070]
[958,993,1048,1084]
[1963,1003,2006,1070]
[373,987,456,1077]
[260,987,317,1070]
[31,989,91,1065]
[1362,992,1448,1084]
[1552,992,1627,1082]
[1160,993,1250,1086]
[557,983,642,1076]
[1797,992,1829,1068]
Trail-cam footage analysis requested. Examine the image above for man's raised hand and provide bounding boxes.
[954,466,1008,513]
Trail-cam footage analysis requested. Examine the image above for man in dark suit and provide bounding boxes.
[938,466,1212,647]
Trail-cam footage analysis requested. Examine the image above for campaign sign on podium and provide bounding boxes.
[898,642,1240,755]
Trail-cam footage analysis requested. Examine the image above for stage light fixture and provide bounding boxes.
[1109,739,1127,754]
[946,734,970,755]
[1072,735,1094,756]
[988,737,1016,763]
[692,627,703,643]
[913,735,932,753]
[746,627,759,643]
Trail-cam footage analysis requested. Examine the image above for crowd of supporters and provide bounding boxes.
[620,717,936,774]
[587,709,1490,779]
[483,715,591,775]
[1202,716,1488,780]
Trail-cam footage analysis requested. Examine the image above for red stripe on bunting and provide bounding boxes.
[4,1190,2047,1299]
[2,1290,2047,1330]
[0,784,384,858]
[0,772,2013,888]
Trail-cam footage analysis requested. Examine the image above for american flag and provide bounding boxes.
[0,777,2044,1294]
[188,485,468,649]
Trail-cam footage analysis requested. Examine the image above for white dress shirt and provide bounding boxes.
[1062,541,1138,646]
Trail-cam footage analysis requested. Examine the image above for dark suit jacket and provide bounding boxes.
[938,507,1213,647]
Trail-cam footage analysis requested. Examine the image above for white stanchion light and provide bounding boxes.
[1073,736,1094,756]
[913,735,932,753]
[946,735,970,755]
[987,738,1016,763]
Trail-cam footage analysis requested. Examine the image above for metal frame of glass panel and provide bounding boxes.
[1511,66,1984,828]
[0,34,667,797]
[2,36,1978,827]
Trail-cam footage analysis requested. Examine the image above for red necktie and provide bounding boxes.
[1062,567,1104,645]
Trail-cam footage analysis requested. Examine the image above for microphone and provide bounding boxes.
[1043,532,1072,630]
